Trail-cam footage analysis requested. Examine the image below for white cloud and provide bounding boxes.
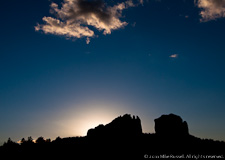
[35,0,143,42]
[169,54,178,58]
[196,0,225,21]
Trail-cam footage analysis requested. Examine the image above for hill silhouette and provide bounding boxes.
[154,113,189,136]
[0,113,224,159]
[87,114,142,137]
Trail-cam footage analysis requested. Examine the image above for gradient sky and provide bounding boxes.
[1,0,225,145]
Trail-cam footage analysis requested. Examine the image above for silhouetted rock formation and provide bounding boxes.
[87,114,142,137]
[154,113,189,136]
[1,113,225,159]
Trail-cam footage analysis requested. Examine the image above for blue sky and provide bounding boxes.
[1,0,225,144]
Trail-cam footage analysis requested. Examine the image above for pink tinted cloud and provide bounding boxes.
[196,0,225,21]
[35,0,143,42]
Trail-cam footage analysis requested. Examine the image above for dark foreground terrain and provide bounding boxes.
[1,114,225,159]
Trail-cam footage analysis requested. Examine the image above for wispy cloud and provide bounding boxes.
[35,0,143,43]
[169,54,178,58]
[196,0,225,22]
[86,37,90,44]
[139,0,144,5]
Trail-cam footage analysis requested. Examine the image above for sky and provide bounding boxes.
[1,0,225,145]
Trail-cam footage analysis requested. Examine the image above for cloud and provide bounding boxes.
[196,0,225,21]
[86,37,90,44]
[35,0,142,42]
[35,16,94,38]
[139,0,144,5]
[169,54,178,58]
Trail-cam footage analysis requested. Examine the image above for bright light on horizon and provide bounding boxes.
[51,101,131,137]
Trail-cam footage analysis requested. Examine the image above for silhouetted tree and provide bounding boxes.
[36,137,45,144]
[45,138,51,143]
[6,138,13,144]
[54,136,62,143]
[21,138,26,144]
[20,136,34,146]
[27,136,33,143]
[2,137,19,151]
[3,138,17,147]
[20,138,27,146]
